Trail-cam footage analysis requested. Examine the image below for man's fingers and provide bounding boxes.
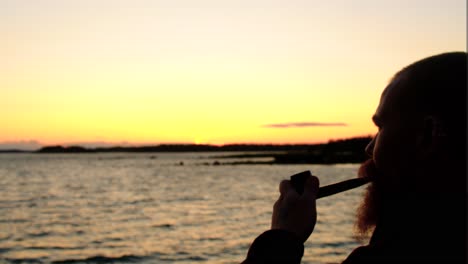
[278,179,300,204]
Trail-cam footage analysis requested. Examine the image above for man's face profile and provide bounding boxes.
[355,75,421,237]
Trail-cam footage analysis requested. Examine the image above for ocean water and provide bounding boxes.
[0,153,367,264]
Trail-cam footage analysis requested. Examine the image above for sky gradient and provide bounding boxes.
[1,0,466,149]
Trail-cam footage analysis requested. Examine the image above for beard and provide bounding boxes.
[355,159,382,240]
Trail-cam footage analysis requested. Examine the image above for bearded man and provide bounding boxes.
[242,52,467,263]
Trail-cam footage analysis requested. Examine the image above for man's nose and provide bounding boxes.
[365,137,375,157]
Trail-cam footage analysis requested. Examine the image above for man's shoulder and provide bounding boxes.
[342,245,377,264]
[342,244,467,264]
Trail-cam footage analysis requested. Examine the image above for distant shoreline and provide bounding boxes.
[0,136,372,165]
[0,150,30,153]
[0,136,372,153]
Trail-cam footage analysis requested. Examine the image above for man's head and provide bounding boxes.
[355,52,467,236]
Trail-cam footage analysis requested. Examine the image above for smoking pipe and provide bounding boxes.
[290,170,373,198]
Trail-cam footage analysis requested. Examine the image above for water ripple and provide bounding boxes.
[51,254,148,264]
[0,153,364,264]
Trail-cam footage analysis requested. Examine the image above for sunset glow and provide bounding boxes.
[1,0,465,149]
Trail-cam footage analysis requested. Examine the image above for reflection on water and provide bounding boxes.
[0,153,366,264]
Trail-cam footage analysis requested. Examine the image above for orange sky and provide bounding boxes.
[1,0,466,149]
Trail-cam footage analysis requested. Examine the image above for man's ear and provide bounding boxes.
[418,116,447,158]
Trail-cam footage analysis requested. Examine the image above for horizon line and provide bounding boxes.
[0,135,374,151]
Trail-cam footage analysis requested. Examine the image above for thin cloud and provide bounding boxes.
[263,122,348,128]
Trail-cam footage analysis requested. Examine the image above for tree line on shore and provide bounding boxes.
[25,136,373,164]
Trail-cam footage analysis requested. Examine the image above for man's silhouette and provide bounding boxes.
[242,52,467,263]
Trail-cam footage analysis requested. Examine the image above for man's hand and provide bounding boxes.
[271,175,319,243]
